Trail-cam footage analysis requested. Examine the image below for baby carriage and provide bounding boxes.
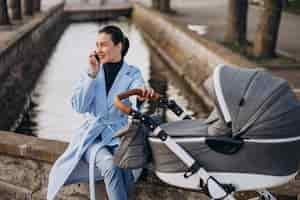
[113,64,300,200]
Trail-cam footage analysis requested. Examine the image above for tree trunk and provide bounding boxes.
[22,0,34,16]
[253,0,282,58]
[8,0,21,20]
[152,0,160,9]
[159,0,171,12]
[99,0,105,5]
[33,0,41,12]
[0,0,10,25]
[224,0,248,45]
[282,0,289,8]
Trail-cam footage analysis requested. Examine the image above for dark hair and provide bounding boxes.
[98,25,129,58]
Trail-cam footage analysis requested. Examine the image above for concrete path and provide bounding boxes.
[135,0,300,59]
[134,0,300,94]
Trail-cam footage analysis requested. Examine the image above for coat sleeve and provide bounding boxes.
[129,69,145,89]
[71,71,97,113]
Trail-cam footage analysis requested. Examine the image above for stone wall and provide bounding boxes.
[0,131,212,200]
[0,130,299,200]
[0,3,67,131]
[0,131,90,200]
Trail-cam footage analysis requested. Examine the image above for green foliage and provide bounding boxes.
[284,0,300,14]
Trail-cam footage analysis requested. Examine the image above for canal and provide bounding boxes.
[15,19,208,142]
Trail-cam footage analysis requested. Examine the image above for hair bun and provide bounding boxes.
[122,37,130,58]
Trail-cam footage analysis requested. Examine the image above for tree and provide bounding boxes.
[0,0,10,25]
[8,0,22,20]
[99,0,105,5]
[224,0,248,45]
[23,0,34,16]
[159,0,171,13]
[253,0,283,58]
[33,0,41,12]
[152,0,160,9]
[152,0,171,13]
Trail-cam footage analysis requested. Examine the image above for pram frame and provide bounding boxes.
[114,89,280,200]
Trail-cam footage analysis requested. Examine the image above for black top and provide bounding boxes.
[103,59,144,106]
[103,60,123,95]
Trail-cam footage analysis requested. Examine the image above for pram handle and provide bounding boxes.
[114,88,192,120]
[114,88,160,115]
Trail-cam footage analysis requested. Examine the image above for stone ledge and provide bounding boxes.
[0,2,65,79]
[0,2,64,55]
[0,131,67,163]
[65,3,133,22]
[0,180,32,200]
[64,2,132,11]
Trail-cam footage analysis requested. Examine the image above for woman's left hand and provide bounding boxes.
[137,87,155,101]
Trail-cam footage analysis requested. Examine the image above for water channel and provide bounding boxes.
[15,19,209,142]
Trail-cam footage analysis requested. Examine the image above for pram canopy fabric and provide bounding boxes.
[204,64,300,139]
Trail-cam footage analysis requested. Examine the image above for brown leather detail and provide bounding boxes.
[114,88,160,114]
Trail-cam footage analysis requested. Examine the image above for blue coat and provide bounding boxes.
[47,62,145,200]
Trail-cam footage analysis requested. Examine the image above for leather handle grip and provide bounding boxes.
[114,88,160,115]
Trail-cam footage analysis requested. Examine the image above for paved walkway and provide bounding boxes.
[134,0,300,92]
[139,0,300,60]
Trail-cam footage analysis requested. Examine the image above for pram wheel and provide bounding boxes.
[257,190,276,200]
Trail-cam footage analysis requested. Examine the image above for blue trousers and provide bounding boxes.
[83,140,134,200]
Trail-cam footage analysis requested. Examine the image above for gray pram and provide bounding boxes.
[114,64,300,200]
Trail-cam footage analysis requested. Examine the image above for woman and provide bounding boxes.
[47,25,154,200]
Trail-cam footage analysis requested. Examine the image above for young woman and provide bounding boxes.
[47,25,154,200]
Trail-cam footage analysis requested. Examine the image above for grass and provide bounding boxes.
[284,0,300,15]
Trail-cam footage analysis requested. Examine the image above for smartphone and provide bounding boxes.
[94,54,100,63]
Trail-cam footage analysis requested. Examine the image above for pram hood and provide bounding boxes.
[204,64,300,139]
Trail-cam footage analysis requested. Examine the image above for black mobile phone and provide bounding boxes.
[94,54,100,63]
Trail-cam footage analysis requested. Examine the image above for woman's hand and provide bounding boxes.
[88,50,100,77]
[137,87,155,101]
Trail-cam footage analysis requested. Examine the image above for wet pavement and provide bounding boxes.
[136,0,300,60]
